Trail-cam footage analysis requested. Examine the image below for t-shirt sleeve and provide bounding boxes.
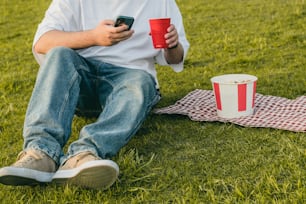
[32,0,79,65]
[154,0,190,72]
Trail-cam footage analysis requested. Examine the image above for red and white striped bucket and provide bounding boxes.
[211,74,257,119]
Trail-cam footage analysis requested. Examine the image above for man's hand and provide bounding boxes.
[164,24,184,64]
[91,20,134,46]
[165,24,179,49]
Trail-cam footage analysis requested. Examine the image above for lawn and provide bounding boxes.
[0,0,305,203]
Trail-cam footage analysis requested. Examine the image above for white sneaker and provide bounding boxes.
[52,152,119,189]
[0,150,57,186]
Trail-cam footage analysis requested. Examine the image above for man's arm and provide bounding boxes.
[164,43,184,64]
[163,24,184,64]
[34,20,134,54]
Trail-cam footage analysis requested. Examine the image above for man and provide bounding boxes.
[0,0,189,189]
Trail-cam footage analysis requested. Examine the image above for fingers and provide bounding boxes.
[165,24,179,48]
[110,29,134,44]
[94,20,134,46]
[106,22,134,45]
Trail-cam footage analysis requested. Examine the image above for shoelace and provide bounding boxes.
[14,151,42,167]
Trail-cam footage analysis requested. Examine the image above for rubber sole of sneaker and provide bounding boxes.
[52,160,119,189]
[0,167,54,186]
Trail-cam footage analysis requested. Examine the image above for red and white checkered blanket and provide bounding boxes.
[154,89,306,132]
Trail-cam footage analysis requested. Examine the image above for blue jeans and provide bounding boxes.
[23,47,160,165]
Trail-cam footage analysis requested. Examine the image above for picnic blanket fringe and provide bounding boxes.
[154,89,306,133]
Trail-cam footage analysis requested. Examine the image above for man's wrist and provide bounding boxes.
[168,43,179,49]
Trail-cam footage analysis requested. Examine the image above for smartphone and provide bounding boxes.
[115,16,134,30]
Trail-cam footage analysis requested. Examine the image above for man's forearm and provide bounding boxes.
[164,43,184,64]
[34,30,96,54]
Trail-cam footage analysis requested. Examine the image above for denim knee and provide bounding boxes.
[41,46,86,77]
[121,69,156,93]
[117,69,160,111]
[46,46,76,59]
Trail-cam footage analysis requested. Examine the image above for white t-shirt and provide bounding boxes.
[33,0,190,86]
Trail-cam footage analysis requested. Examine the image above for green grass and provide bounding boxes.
[0,0,305,203]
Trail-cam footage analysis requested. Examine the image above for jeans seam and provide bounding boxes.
[58,71,80,127]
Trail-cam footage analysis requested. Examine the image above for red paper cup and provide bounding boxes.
[211,74,257,119]
[149,18,170,49]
